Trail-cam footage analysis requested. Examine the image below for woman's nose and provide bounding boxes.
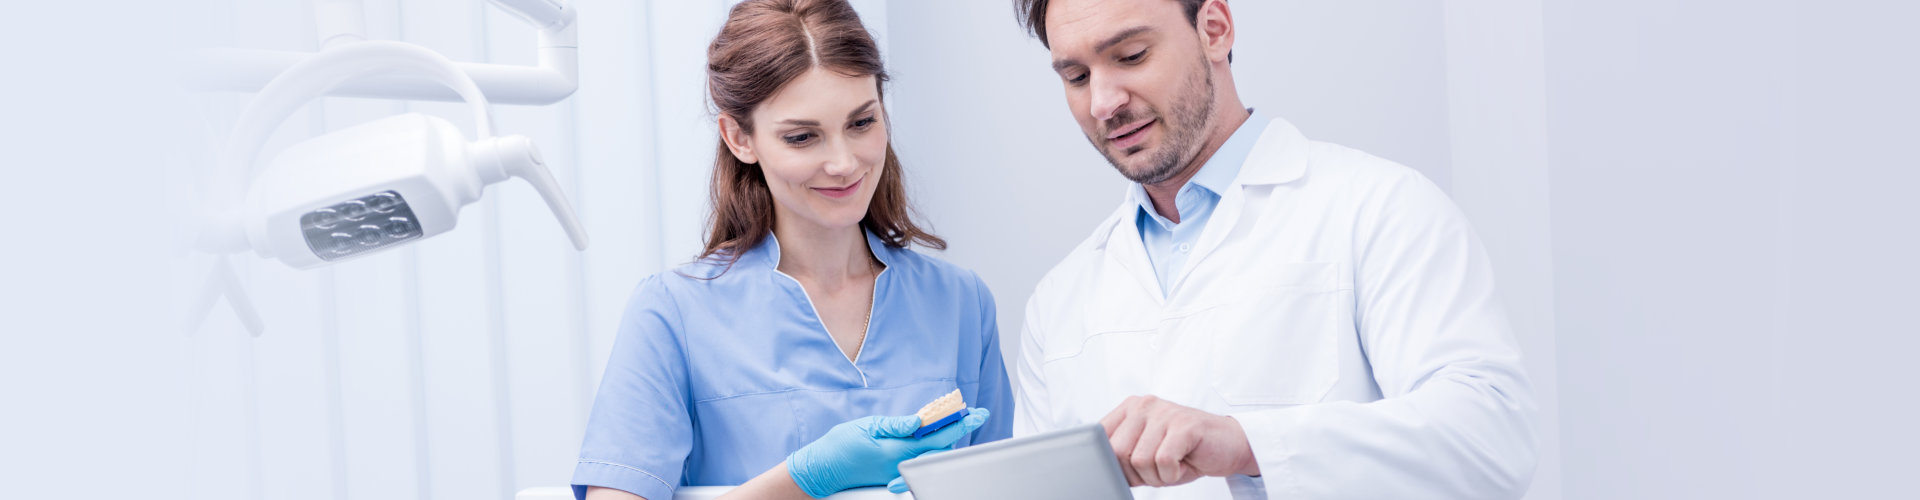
[823,137,860,177]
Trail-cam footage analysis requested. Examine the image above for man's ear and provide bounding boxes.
[719,114,759,164]
[1197,0,1235,65]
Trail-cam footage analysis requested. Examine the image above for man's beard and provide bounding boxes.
[1094,59,1217,186]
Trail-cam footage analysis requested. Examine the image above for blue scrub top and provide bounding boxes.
[571,229,1014,500]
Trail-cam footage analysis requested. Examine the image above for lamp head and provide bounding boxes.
[242,113,585,269]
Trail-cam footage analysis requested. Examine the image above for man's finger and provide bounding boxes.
[1107,411,1147,486]
[1117,456,1144,487]
[1172,461,1202,487]
[1099,399,1134,436]
[1107,411,1147,460]
[1131,418,1170,486]
[1155,425,1198,486]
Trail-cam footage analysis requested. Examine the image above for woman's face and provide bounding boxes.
[721,67,888,234]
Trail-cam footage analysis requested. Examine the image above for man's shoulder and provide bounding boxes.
[1289,138,1469,247]
[1025,212,1124,319]
[1300,139,1431,190]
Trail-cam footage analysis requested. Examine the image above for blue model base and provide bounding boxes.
[912,408,970,439]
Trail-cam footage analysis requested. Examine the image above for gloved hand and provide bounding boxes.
[787,407,991,498]
[884,448,951,494]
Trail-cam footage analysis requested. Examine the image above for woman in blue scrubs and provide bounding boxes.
[571,1,1011,499]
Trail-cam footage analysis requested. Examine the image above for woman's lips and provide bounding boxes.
[1108,118,1156,151]
[813,178,863,199]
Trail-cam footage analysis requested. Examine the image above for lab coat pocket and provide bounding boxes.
[1207,261,1342,406]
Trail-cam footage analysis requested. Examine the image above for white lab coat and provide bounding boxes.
[1014,117,1537,500]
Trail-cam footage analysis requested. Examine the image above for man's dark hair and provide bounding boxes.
[1014,0,1228,61]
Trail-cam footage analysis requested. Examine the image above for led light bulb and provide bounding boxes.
[242,113,586,269]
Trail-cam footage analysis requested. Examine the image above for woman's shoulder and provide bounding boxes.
[625,256,766,305]
[884,245,991,298]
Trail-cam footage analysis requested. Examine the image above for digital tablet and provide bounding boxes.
[897,424,1133,500]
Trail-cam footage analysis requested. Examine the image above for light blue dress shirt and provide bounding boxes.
[571,229,1013,500]
[1131,108,1266,296]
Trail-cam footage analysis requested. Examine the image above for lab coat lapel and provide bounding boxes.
[1169,118,1311,296]
[1105,208,1165,306]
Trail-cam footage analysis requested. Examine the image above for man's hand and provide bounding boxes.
[1099,395,1260,487]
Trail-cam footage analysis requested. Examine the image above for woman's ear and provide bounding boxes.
[719,114,759,165]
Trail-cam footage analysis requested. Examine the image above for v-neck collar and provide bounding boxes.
[758,228,895,387]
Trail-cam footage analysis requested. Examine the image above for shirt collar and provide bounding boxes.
[1194,107,1266,192]
[759,226,897,269]
[1129,107,1266,225]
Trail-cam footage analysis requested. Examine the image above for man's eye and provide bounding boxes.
[784,133,814,145]
[1066,72,1088,85]
[1121,49,1147,63]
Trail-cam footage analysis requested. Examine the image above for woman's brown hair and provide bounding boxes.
[697,0,944,274]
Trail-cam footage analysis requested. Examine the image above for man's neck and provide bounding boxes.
[1144,106,1253,223]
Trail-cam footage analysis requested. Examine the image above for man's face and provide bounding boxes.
[1046,0,1216,185]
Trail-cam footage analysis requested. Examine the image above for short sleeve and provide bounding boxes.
[571,276,695,500]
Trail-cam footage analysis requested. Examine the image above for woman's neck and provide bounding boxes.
[772,219,878,285]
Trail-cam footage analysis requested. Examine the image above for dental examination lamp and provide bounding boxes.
[187,3,587,337]
[221,107,587,269]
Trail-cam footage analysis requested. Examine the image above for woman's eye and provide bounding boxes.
[851,116,876,129]
[783,132,814,145]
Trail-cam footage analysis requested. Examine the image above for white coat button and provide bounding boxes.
[1176,243,1192,253]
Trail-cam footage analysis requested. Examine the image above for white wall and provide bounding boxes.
[2,2,215,499]
[1441,1,1560,497]
[1546,1,1920,498]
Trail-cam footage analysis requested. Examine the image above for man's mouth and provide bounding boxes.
[1107,118,1156,151]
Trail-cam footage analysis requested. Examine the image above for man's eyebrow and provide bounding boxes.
[1052,25,1155,72]
[1094,26,1154,54]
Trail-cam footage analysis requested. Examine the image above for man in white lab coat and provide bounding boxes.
[1008,0,1538,498]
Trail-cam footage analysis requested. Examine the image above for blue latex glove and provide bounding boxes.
[788,407,991,498]
[884,448,950,494]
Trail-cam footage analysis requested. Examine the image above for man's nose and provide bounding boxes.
[1089,75,1129,123]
